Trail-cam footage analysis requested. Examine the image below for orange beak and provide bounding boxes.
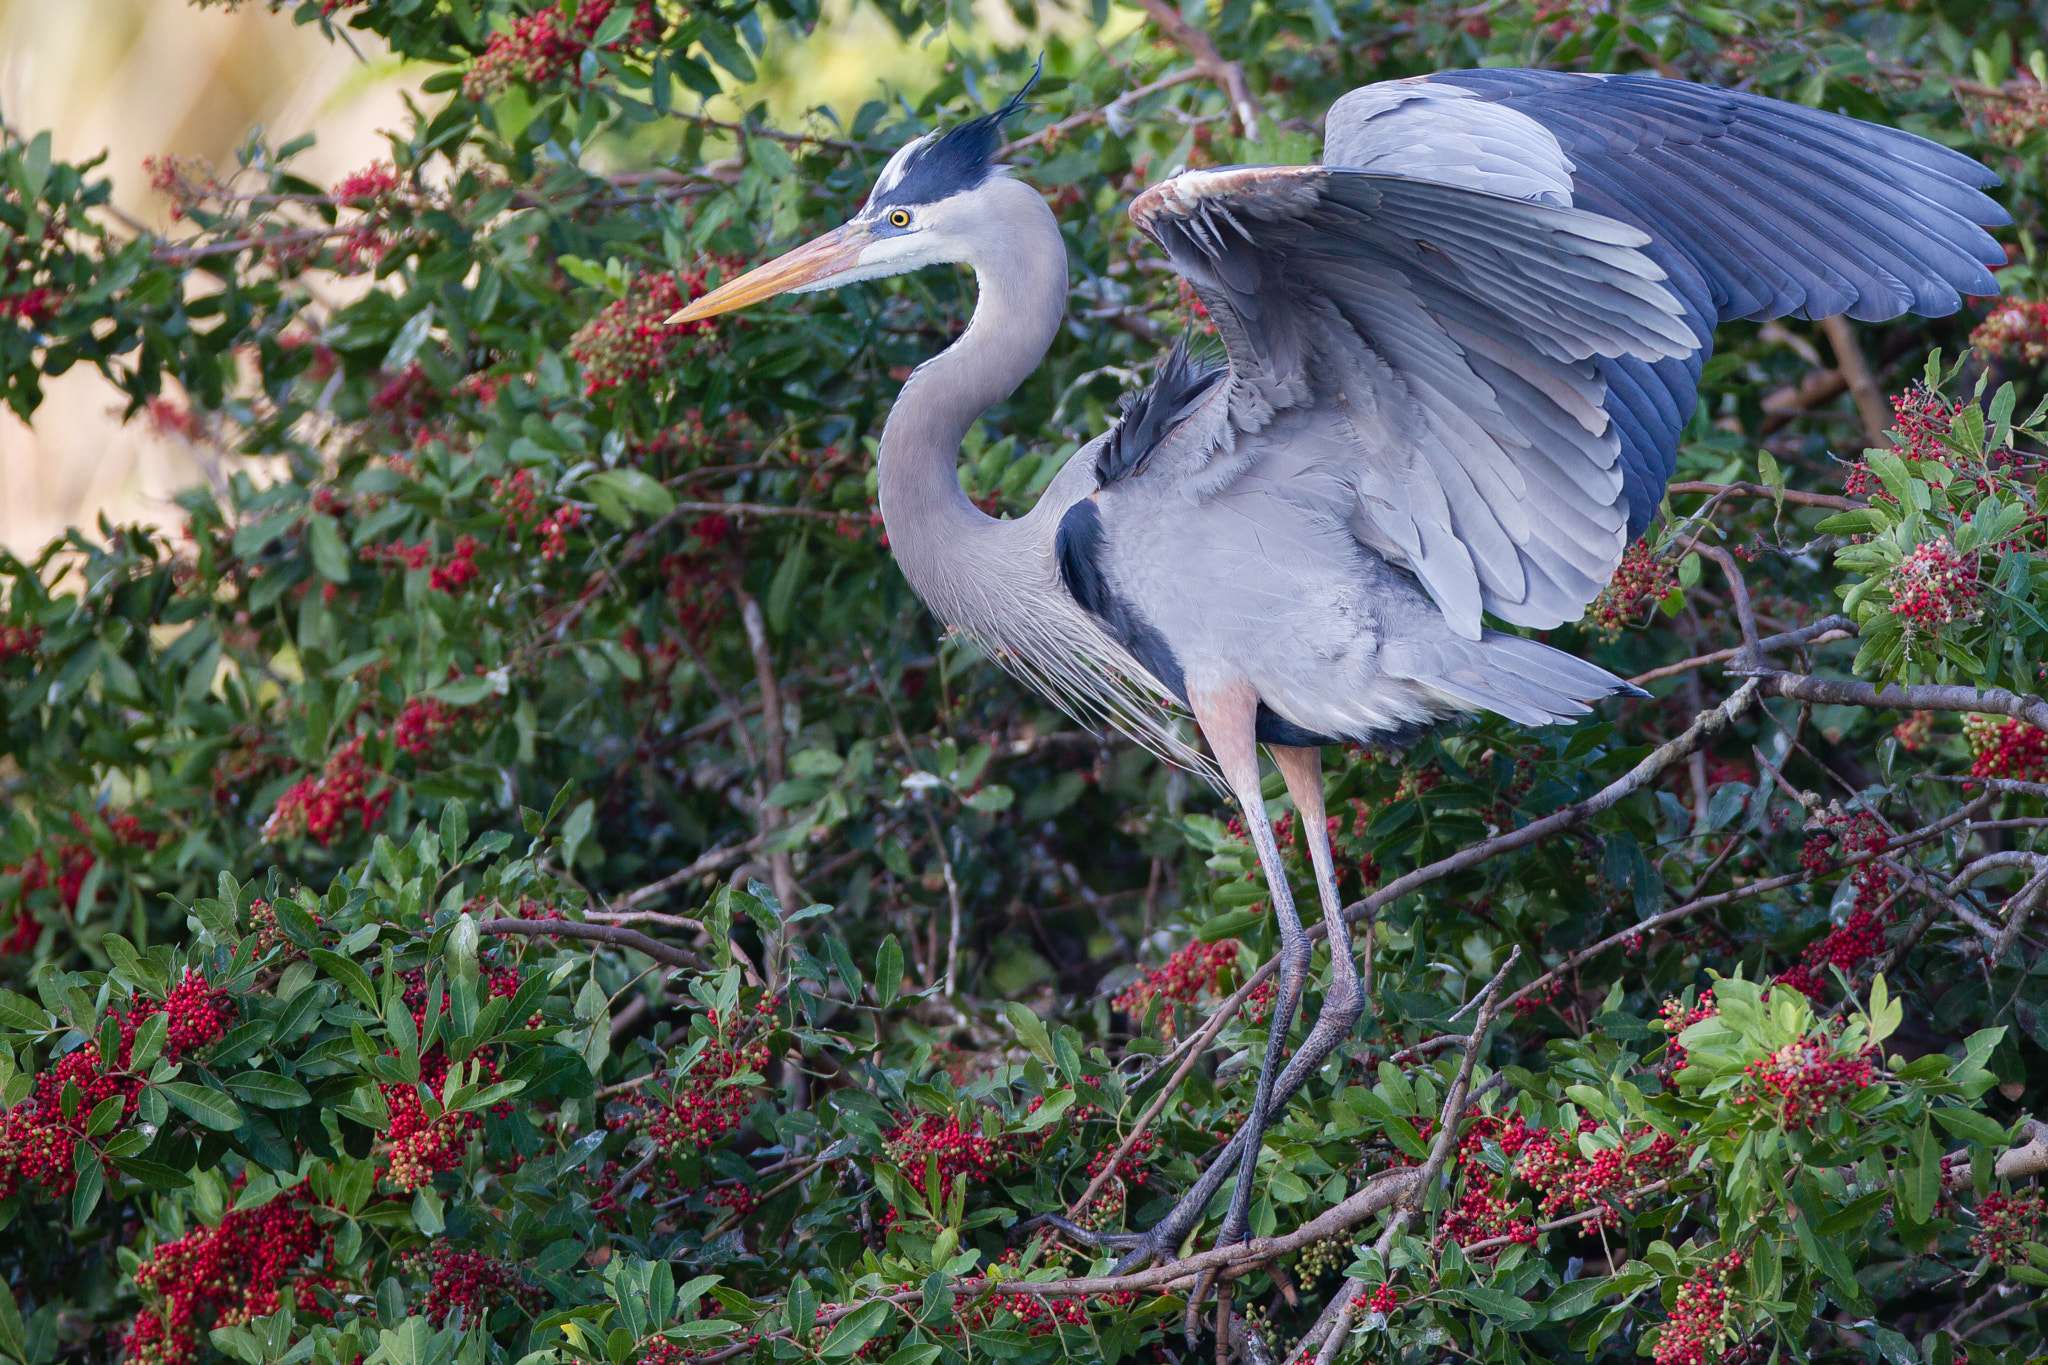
[665,222,870,325]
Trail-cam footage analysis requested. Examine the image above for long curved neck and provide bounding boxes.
[877,178,1067,611]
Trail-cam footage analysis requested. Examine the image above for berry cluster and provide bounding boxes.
[640,997,776,1153]
[1969,1188,2042,1264]
[1081,1126,1157,1188]
[0,622,41,659]
[538,504,583,561]
[381,967,523,1190]
[1588,538,1676,638]
[125,1184,338,1365]
[1347,1283,1400,1317]
[1111,938,1241,1037]
[0,286,58,326]
[0,971,231,1202]
[263,736,391,845]
[371,539,435,571]
[141,154,218,219]
[1735,1036,1876,1130]
[3,810,161,952]
[1888,536,1981,629]
[1782,813,1894,998]
[1964,713,2048,784]
[884,1113,998,1201]
[430,536,481,592]
[1652,1253,1742,1365]
[1292,1236,1346,1284]
[567,271,689,396]
[1971,297,2048,363]
[966,1249,1136,1338]
[393,696,455,759]
[491,468,540,531]
[1658,992,1718,1076]
[1892,710,1937,751]
[1488,1112,1688,1231]
[461,1,661,100]
[417,1246,540,1326]
[1974,96,2048,150]
[333,161,402,208]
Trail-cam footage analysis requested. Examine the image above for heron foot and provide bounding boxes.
[1011,1212,1146,1249]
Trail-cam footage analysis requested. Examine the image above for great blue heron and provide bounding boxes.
[671,68,2006,1267]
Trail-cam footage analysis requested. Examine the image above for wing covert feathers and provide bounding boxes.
[1130,165,1690,637]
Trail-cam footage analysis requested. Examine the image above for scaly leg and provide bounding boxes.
[1119,683,1311,1278]
[1115,745,1369,1274]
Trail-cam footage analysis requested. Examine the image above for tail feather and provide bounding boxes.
[1388,630,1641,728]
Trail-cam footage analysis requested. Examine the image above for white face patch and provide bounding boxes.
[865,134,933,207]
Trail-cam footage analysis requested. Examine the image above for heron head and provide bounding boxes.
[666,84,1034,326]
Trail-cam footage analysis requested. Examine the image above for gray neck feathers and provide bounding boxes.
[876,177,1066,624]
[872,176,1210,774]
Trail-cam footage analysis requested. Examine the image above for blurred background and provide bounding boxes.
[0,0,1019,554]
[0,0,426,551]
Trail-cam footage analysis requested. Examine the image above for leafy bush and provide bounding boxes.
[1,2,2046,1364]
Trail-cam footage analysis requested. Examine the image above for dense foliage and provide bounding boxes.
[2,2,2047,1364]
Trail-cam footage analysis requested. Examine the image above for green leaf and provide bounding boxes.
[1018,1087,1074,1132]
[586,469,675,518]
[561,799,595,869]
[1900,1120,1940,1223]
[1930,1107,2008,1148]
[110,1156,194,1190]
[1003,1001,1054,1064]
[381,304,436,372]
[158,1082,245,1131]
[310,949,379,1011]
[1541,1276,1619,1322]
[0,988,49,1031]
[307,515,353,583]
[224,1072,313,1109]
[1459,1285,1539,1326]
[1815,509,1884,535]
[429,671,507,706]
[816,1302,891,1359]
[874,935,904,1007]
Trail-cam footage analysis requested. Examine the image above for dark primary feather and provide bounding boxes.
[1326,69,2010,539]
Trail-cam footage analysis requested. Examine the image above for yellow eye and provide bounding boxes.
[887,209,912,229]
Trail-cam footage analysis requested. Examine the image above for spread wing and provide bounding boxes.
[1324,69,2011,539]
[1129,166,1696,639]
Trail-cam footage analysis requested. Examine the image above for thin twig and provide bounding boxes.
[1629,616,1856,687]
[601,836,765,912]
[998,68,1208,156]
[1665,480,1865,512]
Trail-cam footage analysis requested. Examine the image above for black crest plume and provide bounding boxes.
[870,62,1041,209]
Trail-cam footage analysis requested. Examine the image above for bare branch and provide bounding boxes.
[1753,672,2048,735]
[1343,680,1763,927]
[1818,316,1892,448]
[1132,0,1265,137]
[477,918,706,971]
[1665,480,1865,512]
[998,68,1207,156]
[599,836,765,912]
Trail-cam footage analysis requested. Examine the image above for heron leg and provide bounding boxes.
[1136,683,1312,1281]
[1210,745,1364,1252]
[1272,745,1368,1102]
[1113,742,1369,1277]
